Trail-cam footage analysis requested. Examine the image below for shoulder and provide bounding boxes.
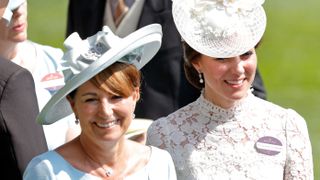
[0,62,33,93]
[149,146,174,166]
[23,151,59,178]
[148,102,196,132]
[26,150,62,167]
[0,58,28,80]
[253,96,309,131]
[252,96,297,119]
[27,40,63,60]
[284,109,309,135]
[147,146,177,179]
[147,102,196,146]
[150,146,171,158]
[24,150,84,179]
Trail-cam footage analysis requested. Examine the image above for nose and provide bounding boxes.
[230,56,245,75]
[98,99,113,119]
[12,2,25,17]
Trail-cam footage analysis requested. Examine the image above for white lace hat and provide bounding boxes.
[37,24,162,125]
[172,0,267,58]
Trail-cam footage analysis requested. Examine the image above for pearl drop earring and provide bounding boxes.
[199,73,204,84]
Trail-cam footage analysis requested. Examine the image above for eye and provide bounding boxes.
[240,50,253,59]
[215,57,226,61]
[111,95,123,100]
[84,98,98,103]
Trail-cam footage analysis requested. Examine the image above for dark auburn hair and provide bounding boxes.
[183,41,204,90]
[68,62,141,99]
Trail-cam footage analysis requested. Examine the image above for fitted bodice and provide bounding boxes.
[147,92,313,180]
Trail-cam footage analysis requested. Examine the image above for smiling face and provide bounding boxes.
[0,1,27,44]
[192,49,257,108]
[68,81,139,142]
[67,63,141,143]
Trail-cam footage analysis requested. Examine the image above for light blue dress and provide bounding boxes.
[23,146,177,180]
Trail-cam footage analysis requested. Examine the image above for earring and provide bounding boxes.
[132,113,135,120]
[199,73,204,84]
[250,86,254,92]
[75,116,79,125]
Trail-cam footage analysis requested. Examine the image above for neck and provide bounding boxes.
[78,135,128,177]
[0,41,19,60]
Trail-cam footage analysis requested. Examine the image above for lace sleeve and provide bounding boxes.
[284,109,314,180]
[146,117,169,149]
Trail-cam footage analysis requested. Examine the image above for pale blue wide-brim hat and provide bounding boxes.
[37,24,162,125]
[2,0,25,25]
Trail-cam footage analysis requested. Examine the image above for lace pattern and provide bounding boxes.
[147,92,313,180]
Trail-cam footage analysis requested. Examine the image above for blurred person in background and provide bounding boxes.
[0,0,47,178]
[0,0,75,150]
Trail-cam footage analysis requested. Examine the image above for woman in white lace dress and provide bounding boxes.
[147,0,314,179]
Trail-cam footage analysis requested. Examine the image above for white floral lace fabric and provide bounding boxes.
[147,92,313,180]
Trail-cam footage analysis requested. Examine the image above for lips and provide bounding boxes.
[96,120,119,128]
[225,79,245,85]
[12,22,26,32]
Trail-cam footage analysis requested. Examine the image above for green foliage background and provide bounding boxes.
[27,0,319,177]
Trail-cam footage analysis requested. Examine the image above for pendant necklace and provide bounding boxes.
[103,167,113,177]
[85,150,113,177]
[80,142,114,177]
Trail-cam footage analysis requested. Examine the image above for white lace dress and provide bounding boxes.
[147,92,313,180]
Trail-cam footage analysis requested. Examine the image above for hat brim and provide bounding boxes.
[37,24,162,125]
[125,118,153,139]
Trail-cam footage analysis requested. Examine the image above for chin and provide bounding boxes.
[10,31,27,42]
[12,36,27,43]
[229,90,248,101]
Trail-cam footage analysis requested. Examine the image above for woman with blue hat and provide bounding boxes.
[24,24,176,179]
[147,0,313,179]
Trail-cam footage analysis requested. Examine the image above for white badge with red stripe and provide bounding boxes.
[41,72,65,95]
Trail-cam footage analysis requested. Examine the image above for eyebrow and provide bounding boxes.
[81,92,97,97]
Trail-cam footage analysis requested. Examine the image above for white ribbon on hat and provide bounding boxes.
[61,26,143,81]
[189,0,265,38]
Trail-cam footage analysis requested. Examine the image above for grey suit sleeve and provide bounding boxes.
[0,67,48,174]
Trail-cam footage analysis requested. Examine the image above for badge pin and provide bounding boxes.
[41,72,65,95]
[255,136,282,156]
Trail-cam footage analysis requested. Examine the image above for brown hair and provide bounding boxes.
[183,41,204,90]
[68,62,141,99]
[182,40,262,90]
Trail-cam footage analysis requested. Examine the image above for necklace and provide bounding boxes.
[79,141,114,177]
[103,167,113,177]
